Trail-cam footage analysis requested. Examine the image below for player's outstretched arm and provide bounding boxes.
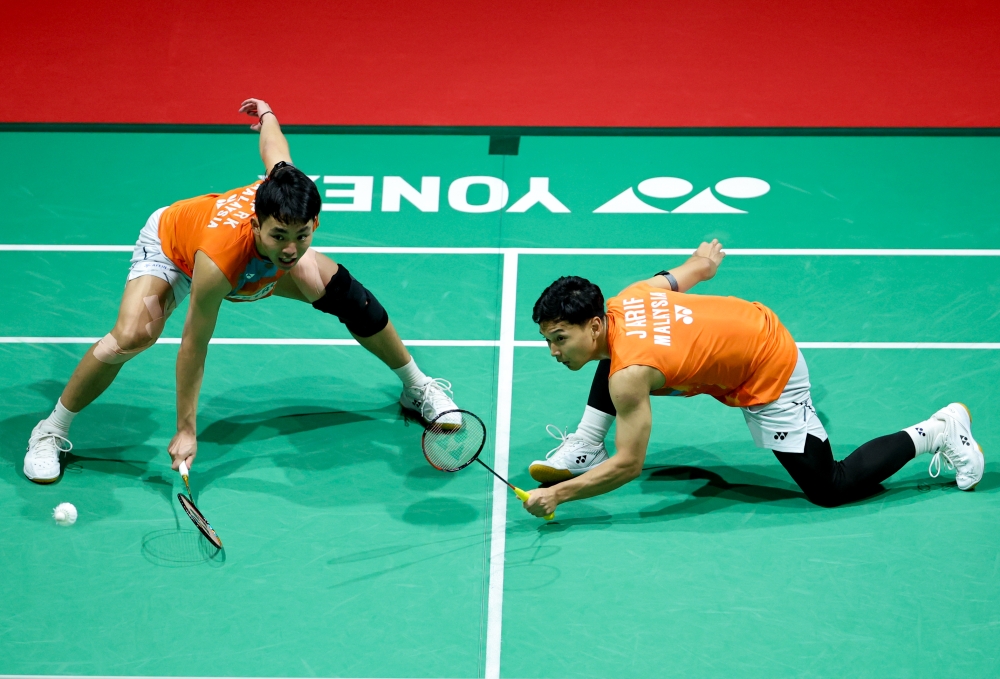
[524,366,655,517]
[169,252,230,471]
[644,239,726,292]
[239,98,292,175]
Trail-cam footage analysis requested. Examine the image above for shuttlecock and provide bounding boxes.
[53,502,78,526]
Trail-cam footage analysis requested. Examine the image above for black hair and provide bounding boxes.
[532,276,605,326]
[255,162,321,227]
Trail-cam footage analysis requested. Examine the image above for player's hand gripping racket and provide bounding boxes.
[422,409,554,520]
[178,461,224,549]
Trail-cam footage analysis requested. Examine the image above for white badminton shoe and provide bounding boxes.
[529,425,609,483]
[927,403,984,491]
[24,421,73,484]
[400,378,462,429]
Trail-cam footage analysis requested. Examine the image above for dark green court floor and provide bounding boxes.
[1,131,998,679]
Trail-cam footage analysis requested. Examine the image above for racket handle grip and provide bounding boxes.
[179,461,189,477]
[513,487,555,521]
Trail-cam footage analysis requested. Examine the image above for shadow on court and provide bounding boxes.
[507,445,998,534]
[141,528,226,568]
[199,405,385,445]
[0,381,164,522]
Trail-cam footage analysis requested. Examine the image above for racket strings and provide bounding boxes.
[178,494,223,549]
[422,411,487,471]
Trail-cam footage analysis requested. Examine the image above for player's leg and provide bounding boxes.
[775,405,984,506]
[25,207,188,483]
[25,275,177,483]
[274,249,460,424]
[750,351,984,506]
[529,359,615,483]
[773,433,917,507]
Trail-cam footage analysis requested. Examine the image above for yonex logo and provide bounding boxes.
[674,305,694,324]
[594,177,770,214]
[960,435,970,447]
[575,455,587,464]
[773,432,788,441]
[916,427,926,437]
[271,174,771,215]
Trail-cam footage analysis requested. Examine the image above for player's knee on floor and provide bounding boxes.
[311,264,389,338]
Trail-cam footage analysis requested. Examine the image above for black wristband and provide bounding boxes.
[258,110,276,122]
[654,270,679,292]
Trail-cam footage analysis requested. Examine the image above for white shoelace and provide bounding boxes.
[418,378,456,416]
[545,424,587,459]
[928,447,957,479]
[28,429,73,464]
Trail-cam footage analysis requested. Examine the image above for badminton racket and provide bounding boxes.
[178,460,224,549]
[422,409,554,520]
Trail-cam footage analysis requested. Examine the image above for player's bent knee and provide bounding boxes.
[802,487,843,508]
[311,264,389,338]
[93,332,154,365]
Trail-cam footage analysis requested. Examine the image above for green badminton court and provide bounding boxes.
[1,130,998,679]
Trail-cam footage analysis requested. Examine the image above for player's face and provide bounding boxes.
[539,318,601,371]
[254,217,316,271]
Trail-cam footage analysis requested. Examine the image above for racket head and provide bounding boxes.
[177,493,223,549]
[421,409,487,472]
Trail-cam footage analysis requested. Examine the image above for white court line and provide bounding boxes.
[0,337,498,346]
[1,244,999,256]
[484,252,518,679]
[515,340,1000,349]
[2,338,999,350]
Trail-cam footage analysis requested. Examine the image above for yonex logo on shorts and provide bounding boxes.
[773,432,788,441]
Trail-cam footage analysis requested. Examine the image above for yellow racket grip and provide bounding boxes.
[513,487,555,521]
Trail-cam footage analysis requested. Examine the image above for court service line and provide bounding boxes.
[1,338,999,350]
[0,337,498,347]
[2,245,1000,256]
[484,252,518,679]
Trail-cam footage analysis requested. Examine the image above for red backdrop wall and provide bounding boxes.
[2,0,998,127]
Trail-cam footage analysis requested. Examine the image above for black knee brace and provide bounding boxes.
[311,264,389,338]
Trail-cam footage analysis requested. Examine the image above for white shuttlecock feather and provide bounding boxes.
[53,502,78,526]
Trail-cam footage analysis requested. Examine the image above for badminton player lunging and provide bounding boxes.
[23,98,461,483]
[523,242,983,517]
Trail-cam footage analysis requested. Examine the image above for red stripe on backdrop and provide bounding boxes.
[2,0,998,127]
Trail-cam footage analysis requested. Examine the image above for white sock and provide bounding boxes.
[392,359,429,389]
[42,399,77,436]
[575,405,615,445]
[903,417,945,456]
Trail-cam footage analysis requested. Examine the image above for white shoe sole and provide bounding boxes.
[24,468,60,484]
[529,463,577,483]
[399,401,462,431]
[955,402,985,491]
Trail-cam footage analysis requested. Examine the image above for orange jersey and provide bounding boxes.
[606,282,797,407]
[158,181,282,302]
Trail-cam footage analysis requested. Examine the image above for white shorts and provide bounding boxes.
[127,207,192,304]
[741,349,828,453]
